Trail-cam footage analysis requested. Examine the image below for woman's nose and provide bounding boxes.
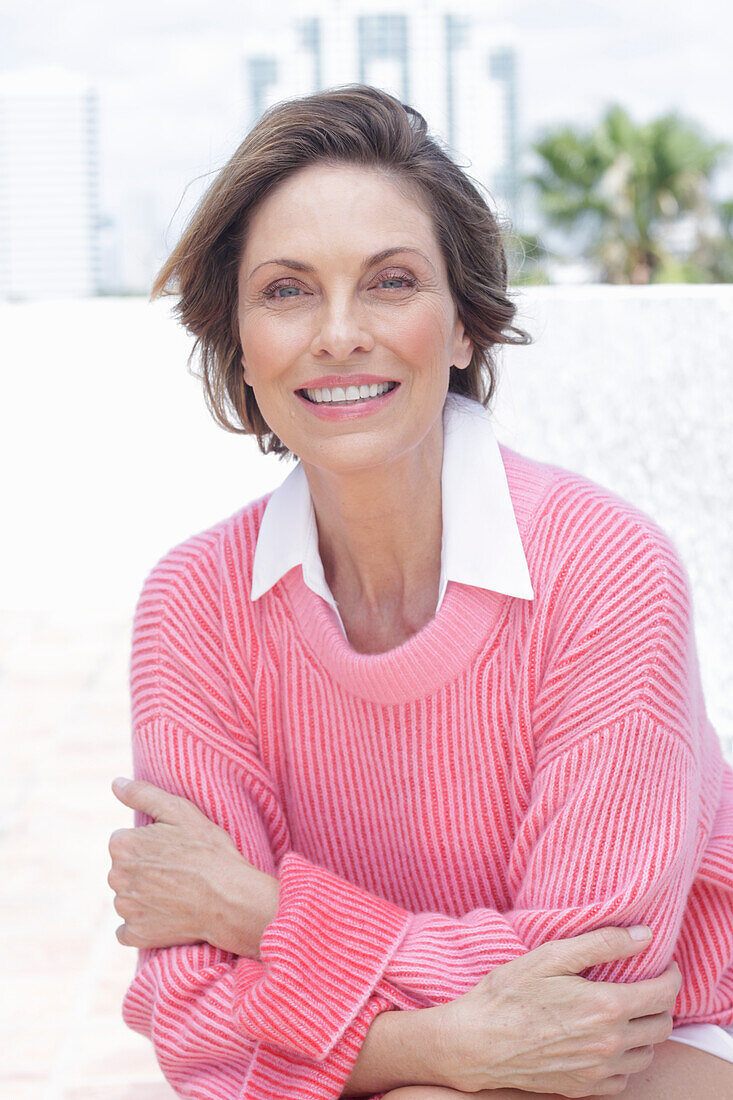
[309,297,375,361]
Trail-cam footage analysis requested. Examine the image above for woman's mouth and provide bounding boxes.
[294,380,401,420]
[298,380,398,405]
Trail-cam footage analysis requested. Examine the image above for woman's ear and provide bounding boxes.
[241,354,251,385]
[452,318,473,371]
[454,334,473,371]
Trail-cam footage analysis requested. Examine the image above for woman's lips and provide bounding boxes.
[295,382,400,420]
[298,374,397,389]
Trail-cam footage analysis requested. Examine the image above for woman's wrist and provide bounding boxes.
[341,1004,453,1096]
[248,871,279,958]
[205,863,279,958]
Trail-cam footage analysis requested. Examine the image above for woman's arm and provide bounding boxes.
[121,539,420,1100]
[121,713,414,1100]
[110,770,454,1097]
[235,505,720,1064]
[112,777,678,1100]
[342,1007,449,1096]
[122,511,717,1097]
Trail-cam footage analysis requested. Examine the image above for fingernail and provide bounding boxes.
[112,777,130,791]
[629,924,653,941]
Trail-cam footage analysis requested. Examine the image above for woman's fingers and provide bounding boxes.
[598,961,682,1021]
[111,777,206,825]
[614,1043,657,1075]
[623,1009,675,1048]
[528,925,655,978]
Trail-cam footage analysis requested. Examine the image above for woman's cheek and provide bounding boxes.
[245,319,303,378]
[386,306,449,368]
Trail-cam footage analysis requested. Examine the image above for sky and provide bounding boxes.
[1,0,731,277]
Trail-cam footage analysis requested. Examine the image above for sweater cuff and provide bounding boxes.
[242,992,395,1099]
[233,851,413,1061]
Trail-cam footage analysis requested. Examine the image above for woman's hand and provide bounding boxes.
[107,777,278,958]
[435,925,682,1098]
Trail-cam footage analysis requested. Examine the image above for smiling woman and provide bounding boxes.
[149,85,528,462]
[231,158,478,616]
[110,84,733,1100]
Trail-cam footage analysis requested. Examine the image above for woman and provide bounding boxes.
[107,85,733,1099]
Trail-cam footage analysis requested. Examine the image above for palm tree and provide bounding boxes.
[526,104,731,283]
[687,199,733,283]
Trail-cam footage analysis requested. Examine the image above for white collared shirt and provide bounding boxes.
[251,391,534,633]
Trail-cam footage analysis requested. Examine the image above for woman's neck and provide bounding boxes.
[302,421,444,627]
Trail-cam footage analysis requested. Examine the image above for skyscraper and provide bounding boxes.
[0,66,100,300]
[240,1,520,222]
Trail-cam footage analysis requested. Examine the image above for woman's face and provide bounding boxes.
[236,162,473,473]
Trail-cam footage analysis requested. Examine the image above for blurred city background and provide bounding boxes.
[2,0,733,294]
[1,1,732,1097]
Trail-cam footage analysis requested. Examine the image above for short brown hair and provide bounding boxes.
[151,83,532,459]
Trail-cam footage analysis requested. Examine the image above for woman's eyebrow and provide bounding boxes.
[248,246,434,279]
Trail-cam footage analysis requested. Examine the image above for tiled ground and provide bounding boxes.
[0,611,176,1099]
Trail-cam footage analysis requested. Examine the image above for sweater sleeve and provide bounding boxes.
[122,717,398,1100]
[243,504,721,1026]
[120,543,404,1099]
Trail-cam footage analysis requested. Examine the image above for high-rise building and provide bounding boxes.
[240,1,520,222]
[0,66,100,300]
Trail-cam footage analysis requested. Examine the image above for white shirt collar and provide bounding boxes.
[251,392,534,631]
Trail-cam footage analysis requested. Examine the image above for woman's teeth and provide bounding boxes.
[303,381,396,404]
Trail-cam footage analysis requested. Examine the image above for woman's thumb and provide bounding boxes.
[534,925,653,976]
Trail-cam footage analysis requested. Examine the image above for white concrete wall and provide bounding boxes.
[497,285,733,755]
[1,285,730,753]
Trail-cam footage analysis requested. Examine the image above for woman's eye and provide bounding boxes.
[263,282,302,299]
[262,270,416,299]
[376,271,416,290]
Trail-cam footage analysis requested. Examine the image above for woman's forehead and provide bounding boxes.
[271,161,420,198]
[242,166,439,267]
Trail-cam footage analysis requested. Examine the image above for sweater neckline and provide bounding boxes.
[281,567,510,704]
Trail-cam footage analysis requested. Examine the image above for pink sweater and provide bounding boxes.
[121,444,733,1100]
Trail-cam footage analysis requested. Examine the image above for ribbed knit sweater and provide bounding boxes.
[122,443,733,1100]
